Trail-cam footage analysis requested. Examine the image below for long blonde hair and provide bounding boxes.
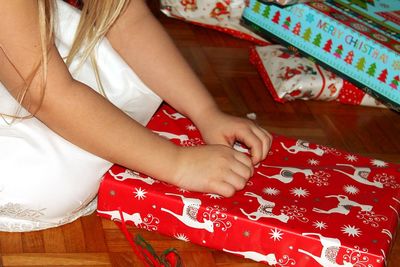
[2,0,130,122]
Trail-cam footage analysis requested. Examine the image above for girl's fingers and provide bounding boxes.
[233,150,254,177]
[225,170,249,191]
[209,180,236,198]
[236,127,263,164]
[251,126,273,161]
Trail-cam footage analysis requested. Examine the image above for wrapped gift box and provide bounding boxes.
[242,0,400,111]
[97,104,400,266]
[160,0,269,45]
[249,44,387,107]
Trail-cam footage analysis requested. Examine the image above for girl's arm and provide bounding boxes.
[0,0,252,197]
[107,0,272,164]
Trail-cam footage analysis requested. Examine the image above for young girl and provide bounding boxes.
[0,0,272,231]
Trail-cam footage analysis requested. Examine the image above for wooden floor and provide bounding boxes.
[1,4,400,267]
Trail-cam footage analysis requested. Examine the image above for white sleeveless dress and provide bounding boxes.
[0,0,162,231]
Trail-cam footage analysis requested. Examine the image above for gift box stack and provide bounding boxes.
[98,104,400,266]
[159,0,397,109]
[242,0,400,110]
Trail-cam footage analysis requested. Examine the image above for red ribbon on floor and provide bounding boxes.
[115,209,183,267]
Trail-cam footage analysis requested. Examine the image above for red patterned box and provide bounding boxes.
[98,104,400,266]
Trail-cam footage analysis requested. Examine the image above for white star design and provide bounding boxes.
[290,187,309,198]
[263,187,280,196]
[343,185,359,195]
[269,228,283,241]
[134,187,147,200]
[205,193,223,199]
[341,225,362,237]
[307,158,320,166]
[313,221,327,229]
[186,124,197,131]
[345,154,358,162]
[371,159,388,167]
[174,233,190,242]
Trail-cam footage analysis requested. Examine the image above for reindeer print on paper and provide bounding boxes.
[298,233,353,267]
[313,195,373,215]
[258,164,314,183]
[240,192,289,223]
[161,193,214,232]
[162,109,186,120]
[109,169,157,185]
[222,248,277,265]
[153,130,204,147]
[281,140,325,156]
[153,131,189,143]
[333,164,383,188]
[97,210,142,227]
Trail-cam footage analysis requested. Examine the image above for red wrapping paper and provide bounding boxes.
[98,104,400,266]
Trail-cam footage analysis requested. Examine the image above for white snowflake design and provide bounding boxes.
[343,185,359,195]
[307,158,320,166]
[269,228,283,241]
[186,124,197,131]
[205,193,223,199]
[263,187,280,196]
[341,225,362,237]
[345,154,358,162]
[370,159,388,167]
[312,220,327,230]
[290,187,309,198]
[134,187,147,200]
[174,233,190,242]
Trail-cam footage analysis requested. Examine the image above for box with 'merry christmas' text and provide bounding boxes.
[242,0,400,110]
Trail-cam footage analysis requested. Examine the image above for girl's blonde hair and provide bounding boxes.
[2,0,130,122]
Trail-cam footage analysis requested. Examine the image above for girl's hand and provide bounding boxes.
[172,145,254,197]
[195,109,273,165]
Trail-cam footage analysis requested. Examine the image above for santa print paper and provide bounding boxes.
[249,45,387,108]
[160,0,270,45]
[98,104,400,267]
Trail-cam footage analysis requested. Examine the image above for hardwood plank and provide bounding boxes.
[2,253,110,266]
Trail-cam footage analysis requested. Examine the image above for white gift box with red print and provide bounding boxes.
[249,45,387,108]
[98,104,400,266]
[160,0,270,45]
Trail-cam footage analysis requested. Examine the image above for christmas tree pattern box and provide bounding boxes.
[97,104,400,266]
[242,0,400,110]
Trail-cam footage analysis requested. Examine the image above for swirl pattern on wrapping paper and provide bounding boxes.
[321,146,342,156]
[356,210,388,228]
[277,255,296,266]
[140,214,160,231]
[343,246,374,267]
[181,138,205,147]
[202,205,232,231]
[280,205,309,223]
[373,173,400,189]
[305,171,330,186]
